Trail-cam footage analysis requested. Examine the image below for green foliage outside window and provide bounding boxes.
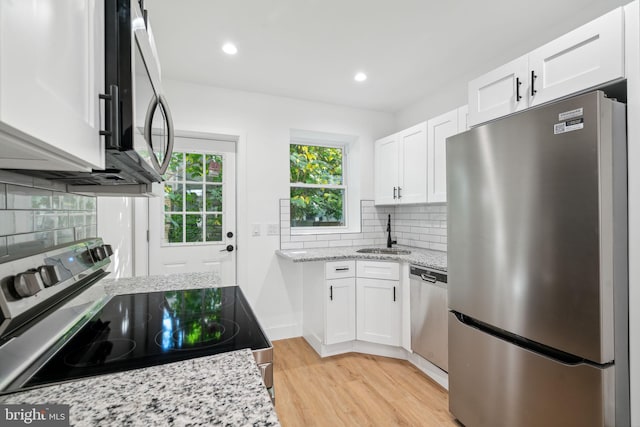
[163,151,224,243]
[290,144,345,227]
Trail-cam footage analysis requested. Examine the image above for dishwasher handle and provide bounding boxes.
[420,273,437,283]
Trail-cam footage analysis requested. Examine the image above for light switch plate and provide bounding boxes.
[267,224,279,235]
[252,224,261,236]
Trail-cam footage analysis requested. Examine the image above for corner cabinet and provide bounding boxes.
[468,7,624,127]
[356,261,401,346]
[374,122,427,205]
[0,0,105,171]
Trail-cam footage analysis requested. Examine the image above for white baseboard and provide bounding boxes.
[265,323,302,341]
[408,351,449,390]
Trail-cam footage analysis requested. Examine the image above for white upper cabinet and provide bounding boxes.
[374,122,427,205]
[0,0,105,171]
[427,109,458,203]
[374,134,399,205]
[468,55,529,127]
[528,7,624,106]
[468,7,624,127]
[397,122,428,204]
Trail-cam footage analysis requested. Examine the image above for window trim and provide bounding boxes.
[289,141,348,233]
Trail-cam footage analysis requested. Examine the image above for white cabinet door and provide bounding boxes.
[374,135,398,205]
[0,0,104,171]
[357,277,401,346]
[325,277,356,345]
[427,109,458,203]
[397,122,427,204]
[468,55,529,127]
[529,7,624,107]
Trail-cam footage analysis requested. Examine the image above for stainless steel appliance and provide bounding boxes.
[10,0,174,194]
[0,239,273,400]
[446,91,629,427]
[409,265,448,371]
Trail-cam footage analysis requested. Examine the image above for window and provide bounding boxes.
[289,143,346,228]
[162,151,224,244]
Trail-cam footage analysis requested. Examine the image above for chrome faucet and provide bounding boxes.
[386,214,397,248]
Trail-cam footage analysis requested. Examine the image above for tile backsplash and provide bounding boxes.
[280,199,447,252]
[0,171,97,261]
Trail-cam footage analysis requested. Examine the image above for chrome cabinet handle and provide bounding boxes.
[99,85,120,149]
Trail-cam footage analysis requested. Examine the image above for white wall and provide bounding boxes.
[162,80,395,339]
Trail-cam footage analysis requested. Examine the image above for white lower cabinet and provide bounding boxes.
[356,277,401,346]
[356,261,401,347]
[302,261,356,348]
[325,277,356,345]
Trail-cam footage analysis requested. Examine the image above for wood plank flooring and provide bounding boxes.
[273,338,459,427]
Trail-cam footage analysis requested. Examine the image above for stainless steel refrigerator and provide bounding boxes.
[446,91,629,427]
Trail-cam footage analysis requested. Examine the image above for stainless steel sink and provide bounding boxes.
[356,248,411,255]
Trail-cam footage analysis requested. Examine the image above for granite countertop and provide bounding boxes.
[1,272,280,427]
[276,244,447,272]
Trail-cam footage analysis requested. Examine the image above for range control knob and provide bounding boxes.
[13,270,45,298]
[38,265,61,287]
[102,244,113,257]
[91,246,107,261]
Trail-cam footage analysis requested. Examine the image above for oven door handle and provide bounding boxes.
[144,94,175,175]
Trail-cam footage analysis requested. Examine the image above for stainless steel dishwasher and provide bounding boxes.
[410,265,448,371]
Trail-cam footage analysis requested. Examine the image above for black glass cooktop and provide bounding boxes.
[25,286,270,387]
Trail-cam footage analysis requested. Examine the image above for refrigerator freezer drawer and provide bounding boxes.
[448,313,615,427]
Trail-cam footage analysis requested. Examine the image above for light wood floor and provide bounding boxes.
[273,338,459,427]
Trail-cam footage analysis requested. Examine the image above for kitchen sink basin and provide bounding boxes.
[356,248,411,255]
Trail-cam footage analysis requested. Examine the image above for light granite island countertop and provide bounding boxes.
[0,272,280,427]
[276,244,447,272]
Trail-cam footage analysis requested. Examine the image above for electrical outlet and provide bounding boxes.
[252,224,261,237]
[267,224,279,235]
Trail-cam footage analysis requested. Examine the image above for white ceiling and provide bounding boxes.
[145,0,625,113]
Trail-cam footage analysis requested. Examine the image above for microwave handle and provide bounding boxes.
[144,94,175,175]
[156,94,174,174]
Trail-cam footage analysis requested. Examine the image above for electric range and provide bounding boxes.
[0,239,273,399]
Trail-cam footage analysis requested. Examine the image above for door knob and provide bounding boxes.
[220,245,234,252]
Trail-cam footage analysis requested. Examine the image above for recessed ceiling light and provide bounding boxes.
[354,72,367,82]
[222,43,238,55]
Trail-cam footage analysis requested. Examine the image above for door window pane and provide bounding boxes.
[206,214,223,242]
[185,184,204,212]
[185,214,203,242]
[205,185,222,212]
[164,183,183,212]
[206,154,223,183]
[164,214,183,243]
[185,153,204,181]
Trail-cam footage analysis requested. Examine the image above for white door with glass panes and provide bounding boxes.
[149,135,236,283]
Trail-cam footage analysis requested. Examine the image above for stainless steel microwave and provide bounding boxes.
[102,0,175,184]
[10,0,174,194]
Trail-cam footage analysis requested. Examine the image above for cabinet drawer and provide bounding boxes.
[356,261,399,280]
[325,260,356,279]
